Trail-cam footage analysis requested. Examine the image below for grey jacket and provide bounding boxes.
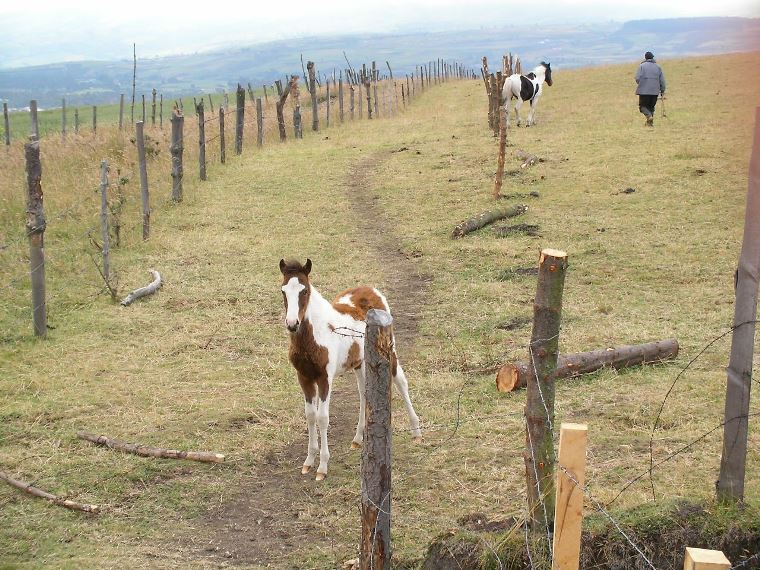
[635,60,666,95]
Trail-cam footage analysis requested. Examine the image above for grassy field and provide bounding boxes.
[1,52,759,569]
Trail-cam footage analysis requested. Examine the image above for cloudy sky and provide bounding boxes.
[1,0,758,68]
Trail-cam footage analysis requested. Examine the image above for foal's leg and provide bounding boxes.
[393,362,422,442]
[315,378,333,481]
[302,395,319,475]
[352,367,366,449]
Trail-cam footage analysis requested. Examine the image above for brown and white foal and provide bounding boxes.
[280,258,422,481]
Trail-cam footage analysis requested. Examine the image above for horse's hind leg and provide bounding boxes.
[393,362,422,441]
[514,99,524,126]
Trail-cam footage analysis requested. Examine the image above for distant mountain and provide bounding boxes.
[1,17,758,109]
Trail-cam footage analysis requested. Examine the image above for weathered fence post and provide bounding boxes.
[493,106,507,199]
[25,138,46,337]
[256,97,264,147]
[219,107,226,164]
[526,248,568,531]
[99,160,111,282]
[372,63,379,118]
[683,548,730,570]
[365,77,372,119]
[61,98,66,140]
[119,94,124,130]
[151,89,157,126]
[159,94,163,129]
[717,107,760,502]
[292,78,303,139]
[325,80,331,128]
[30,100,39,139]
[92,105,97,133]
[170,111,184,202]
[196,100,206,181]
[552,423,587,570]
[350,86,355,120]
[3,102,10,146]
[135,121,150,239]
[141,94,146,124]
[360,309,393,570]
[74,108,79,134]
[207,94,214,114]
[234,84,245,155]
[308,61,319,131]
[338,76,344,123]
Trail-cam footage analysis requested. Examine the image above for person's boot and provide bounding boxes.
[646,116,654,127]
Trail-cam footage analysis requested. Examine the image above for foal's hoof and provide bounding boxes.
[301,465,312,475]
[315,472,326,482]
[351,441,362,450]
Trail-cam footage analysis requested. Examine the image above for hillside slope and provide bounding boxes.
[1,52,759,568]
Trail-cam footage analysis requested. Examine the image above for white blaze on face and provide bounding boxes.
[282,277,306,330]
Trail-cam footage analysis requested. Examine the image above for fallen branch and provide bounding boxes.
[515,149,544,169]
[120,269,161,306]
[0,470,100,513]
[77,431,225,463]
[496,338,679,392]
[452,204,527,239]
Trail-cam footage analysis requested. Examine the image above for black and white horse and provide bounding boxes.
[502,62,553,127]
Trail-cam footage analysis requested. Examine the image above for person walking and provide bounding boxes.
[635,51,666,126]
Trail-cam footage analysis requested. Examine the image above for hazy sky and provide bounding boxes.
[1,0,758,67]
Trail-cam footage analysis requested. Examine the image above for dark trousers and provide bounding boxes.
[639,94,658,117]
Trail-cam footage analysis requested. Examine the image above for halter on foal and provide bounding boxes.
[280,258,422,481]
[502,62,553,127]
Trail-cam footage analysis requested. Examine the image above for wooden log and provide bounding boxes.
[496,338,680,392]
[525,249,568,531]
[360,309,393,569]
[451,204,526,239]
[77,431,224,463]
[515,149,544,168]
[0,470,99,513]
[24,138,46,337]
[135,121,150,240]
[120,269,162,306]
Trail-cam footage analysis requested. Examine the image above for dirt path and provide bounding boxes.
[198,151,431,567]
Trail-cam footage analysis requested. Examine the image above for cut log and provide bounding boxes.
[120,269,162,306]
[77,432,225,463]
[452,204,527,239]
[496,338,679,392]
[0,470,99,513]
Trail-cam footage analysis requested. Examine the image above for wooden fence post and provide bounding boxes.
[3,102,10,145]
[61,98,66,140]
[159,94,163,129]
[25,138,46,338]
[235,84,245,155]
[207,94,214,114]
[151,89,157,126]
[292,78,303,139]
[196,100,207,181]
[256,98,264,147]
[119,94,124,130]
[74,108,79,134]
[141,94,146,124]
[30,100,39,139]
[326,80,331,128]
[552,423,587,570]
[99,160,111,282]
[360,309,394,570]
[135,121,150,240]
[219,107,226,164]
[308,61,319,132]
[339,76,344,123]
[93,106,97,134]
[170,111,184,202]
[365,77,372,119]
[493,106,507,198]
[683,548,730,570]
[525,248,568,531]
[717,107,760,502]
[350,86,355,120]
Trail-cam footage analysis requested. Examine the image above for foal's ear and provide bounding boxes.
[304,258,312,275]
[279,258,286,274]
